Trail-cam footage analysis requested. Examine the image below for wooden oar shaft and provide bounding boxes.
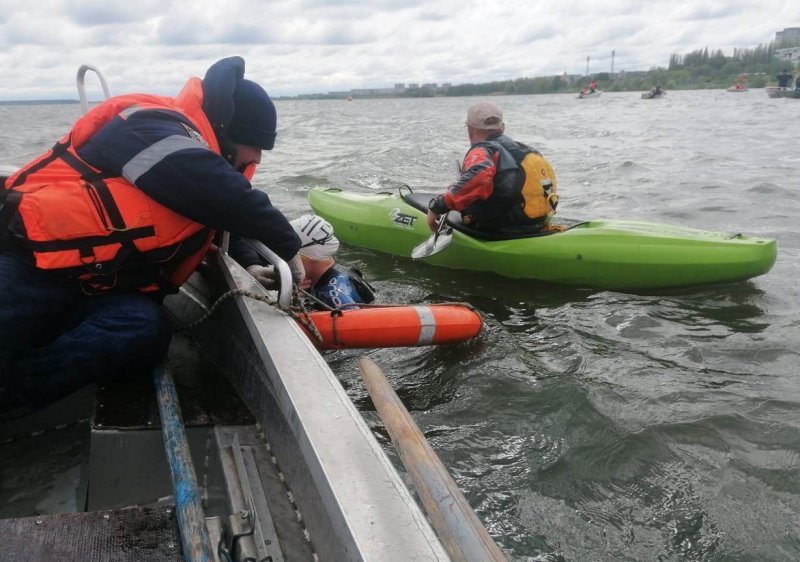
[358,357,506,562]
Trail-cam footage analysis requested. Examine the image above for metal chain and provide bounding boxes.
[285,286,325,344]
[175,285,327,346]
[176,288,276,332]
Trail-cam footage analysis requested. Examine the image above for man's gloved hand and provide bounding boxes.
[246,264,277,289]
[288,254,306,287]
[426,209,440,233]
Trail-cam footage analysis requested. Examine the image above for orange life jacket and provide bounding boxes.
[2,78,233,294]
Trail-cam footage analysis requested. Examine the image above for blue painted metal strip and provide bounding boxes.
[153,363,214,562]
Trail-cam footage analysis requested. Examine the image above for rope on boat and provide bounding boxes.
[175,279,479,349]
[175,285,326,345]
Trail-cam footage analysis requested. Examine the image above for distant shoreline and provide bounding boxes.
[274,85,769,101]
[0,99,79,106]
[0,83,781,105]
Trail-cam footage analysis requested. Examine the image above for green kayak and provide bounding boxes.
[308,187,777,291]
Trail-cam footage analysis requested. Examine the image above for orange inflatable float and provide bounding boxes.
[296,304,482,350]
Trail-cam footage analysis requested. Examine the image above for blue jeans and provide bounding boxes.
[0,252,172,408]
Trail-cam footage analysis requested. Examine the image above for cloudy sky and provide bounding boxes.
[0,0,797,101]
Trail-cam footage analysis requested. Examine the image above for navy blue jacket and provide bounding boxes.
[77,113,299,262]
[77,57,299,262]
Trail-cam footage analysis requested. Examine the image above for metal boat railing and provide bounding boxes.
[76,64,112,114]
[241,238,293,308]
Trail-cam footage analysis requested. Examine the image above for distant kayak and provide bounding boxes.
[641,90,666,99]
[727,85,748,92]
[308,187,777,291]
[577,90,602,99]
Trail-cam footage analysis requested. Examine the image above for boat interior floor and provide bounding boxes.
[0,333,315,562]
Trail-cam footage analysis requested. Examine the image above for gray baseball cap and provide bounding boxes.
[465,101,504,130]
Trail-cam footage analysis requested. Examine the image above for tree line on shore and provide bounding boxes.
[298,41,795,100]
[436,42,792,96]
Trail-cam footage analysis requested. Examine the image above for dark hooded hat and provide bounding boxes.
[201,56,277,151]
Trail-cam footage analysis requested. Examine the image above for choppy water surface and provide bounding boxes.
[2,89,798,561]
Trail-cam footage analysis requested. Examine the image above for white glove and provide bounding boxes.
[246,264,277,289]
[288,254,306,286]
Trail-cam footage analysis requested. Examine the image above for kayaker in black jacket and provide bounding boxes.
[426,101,559,234]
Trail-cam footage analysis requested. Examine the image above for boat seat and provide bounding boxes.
[401,191,579,241]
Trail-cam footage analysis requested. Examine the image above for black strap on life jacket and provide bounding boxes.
[22,227,156,254]
[0,190,22,249]
[5,137,155,259]
[6,140,71,189]
[340,265,376,304]
[57,147,130,234]
[2,140,72,247]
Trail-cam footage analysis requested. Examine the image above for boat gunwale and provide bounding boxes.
[183,252,449,561]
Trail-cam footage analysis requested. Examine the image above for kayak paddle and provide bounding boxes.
[411,214,453,259]
[410,158,461,259]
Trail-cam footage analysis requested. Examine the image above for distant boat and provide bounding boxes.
[577,90,602,99]
[727,84,748,92]
[347,95,353,101]
[641,89,666,99]
[765,86,800,99]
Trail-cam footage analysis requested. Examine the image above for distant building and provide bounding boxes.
[775,47,800,62]
[772,28,800,62]
[349,87,397,96]
[394,83,406,91]
[325,91,352,99]
[775,27,800,48]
